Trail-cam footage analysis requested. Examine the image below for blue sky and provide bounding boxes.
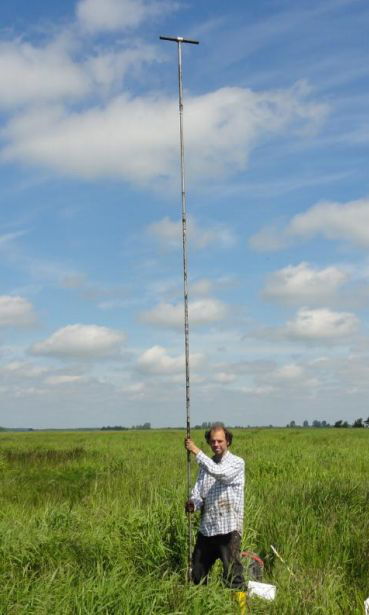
[1,0,369,428]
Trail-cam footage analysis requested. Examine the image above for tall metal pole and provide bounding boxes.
[159,35,199,581]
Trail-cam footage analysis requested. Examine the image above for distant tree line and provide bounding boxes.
[101,422,151,430]
[287,417,369,428]
[193,421,219,429]
[101,425,129,431]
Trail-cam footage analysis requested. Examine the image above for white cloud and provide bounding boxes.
[119,381,146,398]
[263,262,348,305]
[137,344,203,374]
[0,230,27,246]
[30,324,126,358]
[1,83,327,184]
[213,371,236,384]
[140,298,228,328]
[0,295,37,327]
[272,363,305,381]
[0,35,162,109]
[45,374,83,385]
[148,216,236,250]
[0,41,89,108]
[0,361,48,378]
[250,198,369,252]
[191,278,215,296]
[2,95,177,181]
[248,226,288,252]
[284,307,359,341]
[85,45,160,91]
[76,0,176,33]
[147,217,182,250]
[184,82,327,180]
[257,362,320,394]
[287,198,369,247]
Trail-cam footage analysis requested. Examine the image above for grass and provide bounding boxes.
[0,428,368,613]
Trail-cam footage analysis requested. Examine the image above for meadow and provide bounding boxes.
[0,428,368,614]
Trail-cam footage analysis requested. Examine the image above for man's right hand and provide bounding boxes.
[185,499,194,513]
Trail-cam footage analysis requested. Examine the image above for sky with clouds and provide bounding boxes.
[1,0,369,428]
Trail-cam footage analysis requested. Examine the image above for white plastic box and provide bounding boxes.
[247,581,276,601]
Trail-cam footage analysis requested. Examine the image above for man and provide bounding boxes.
[184,423,245,588]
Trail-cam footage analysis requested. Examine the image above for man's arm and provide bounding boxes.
[184,437,200,455]
[184,438,204,512]
[187,470,204,512]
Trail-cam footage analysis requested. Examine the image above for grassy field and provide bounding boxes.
[0,428,368,614]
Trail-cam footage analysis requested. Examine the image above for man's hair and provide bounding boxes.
[205,422,233,446]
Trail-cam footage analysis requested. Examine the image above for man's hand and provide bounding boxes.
[185,499,195,513]
[184,437,200,455]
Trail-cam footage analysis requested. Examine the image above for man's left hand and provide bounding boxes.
[184,437,200,455]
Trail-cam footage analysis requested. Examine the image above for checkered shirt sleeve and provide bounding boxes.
[190,450,245,537]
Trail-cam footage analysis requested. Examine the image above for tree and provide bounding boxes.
[352,418,364,428]
[364,417,369,428]
[132,422,151,430]
[334,420,343,428]
[303,420,309,428]
[289,420,296,428]
[312,420,322,428]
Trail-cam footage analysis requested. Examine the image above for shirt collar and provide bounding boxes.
[213,450,230,463]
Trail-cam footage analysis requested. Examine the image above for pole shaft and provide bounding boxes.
[177,40,193,581]
[160,33,197,584]
[177,42,191,445]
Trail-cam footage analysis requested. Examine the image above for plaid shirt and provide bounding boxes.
[190,450,245,537]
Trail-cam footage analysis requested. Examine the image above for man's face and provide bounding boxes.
[209,428,228,457]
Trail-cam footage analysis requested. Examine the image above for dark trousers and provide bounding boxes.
[191,531,245,589]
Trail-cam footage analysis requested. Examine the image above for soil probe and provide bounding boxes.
[159,35,199,581]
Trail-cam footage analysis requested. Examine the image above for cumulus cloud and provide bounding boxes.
[183,82,327,180]
[147,216,236,250]
[287,198,369,247]
[284,307,359,341]
[76,0,176,33]
[30,324,126,358]
[250,198,369,252]
[263,262,349,305]
[0,36,162,109]
[140,298,228,328]
[1,83,327,184]
[137,345,203,374]
[0,41,89,108]
[85,45,160,91]
[0,295,37,327]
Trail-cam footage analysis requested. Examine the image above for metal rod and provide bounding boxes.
[160,34,199,582]
[160,35,199,45]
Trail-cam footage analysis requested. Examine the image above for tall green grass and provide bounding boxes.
[0,429,368,613]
